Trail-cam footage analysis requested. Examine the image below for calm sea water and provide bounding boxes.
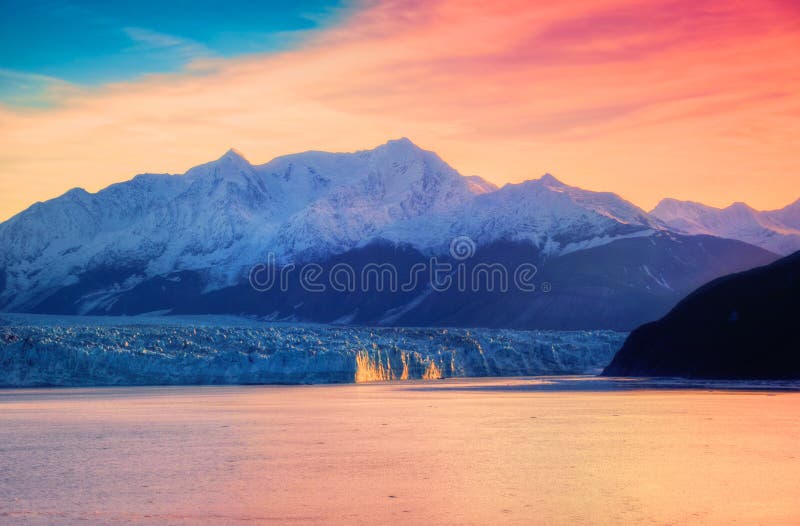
[1,377,799,525]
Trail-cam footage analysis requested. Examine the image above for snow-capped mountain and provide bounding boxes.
[0,139,486,311]
[268,138,479,259]
[0,138,657,312]
[651,198,800,255]
[379,173,657,256]
[0,138,786,327]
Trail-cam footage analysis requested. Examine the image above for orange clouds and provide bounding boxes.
[1,0,798,221]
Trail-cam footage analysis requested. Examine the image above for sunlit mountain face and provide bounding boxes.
[1,0,799,225]
[0,140,779,329]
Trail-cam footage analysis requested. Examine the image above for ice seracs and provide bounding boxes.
[0,314,627,386]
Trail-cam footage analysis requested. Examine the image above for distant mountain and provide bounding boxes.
[0,138,784,328]
[30,233,774,331]
[388,233,776,330]
[0,139,483,311]
[603,250,800,379]
[652,198,800,255]
[380,173,657,257]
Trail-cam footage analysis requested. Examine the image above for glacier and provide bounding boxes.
[0,315,626,387]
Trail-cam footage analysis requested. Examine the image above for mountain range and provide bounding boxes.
[652,198,800,256]
[0,138,788,329]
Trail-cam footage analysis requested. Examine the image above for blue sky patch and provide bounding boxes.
[0,0,353,106]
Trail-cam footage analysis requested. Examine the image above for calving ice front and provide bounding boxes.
[0,138,782,329]
[0,314,626,387]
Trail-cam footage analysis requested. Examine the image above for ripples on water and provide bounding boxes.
[1,377,799,525]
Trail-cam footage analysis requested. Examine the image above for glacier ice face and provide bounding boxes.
[0,315,626,387]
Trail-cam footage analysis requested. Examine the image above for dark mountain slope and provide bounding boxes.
[31,234,778,331]
[603,250,800,379]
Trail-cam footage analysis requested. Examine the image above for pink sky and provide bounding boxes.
[1,0,798,221]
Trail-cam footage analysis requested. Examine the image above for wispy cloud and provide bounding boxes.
[0,69,80,108]
[122,27,213,63]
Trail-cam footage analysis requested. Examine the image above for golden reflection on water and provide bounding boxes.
[1,378,799,525]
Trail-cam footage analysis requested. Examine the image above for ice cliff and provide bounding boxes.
[0,316,625,386]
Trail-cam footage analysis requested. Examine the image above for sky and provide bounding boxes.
[0,0,798,221]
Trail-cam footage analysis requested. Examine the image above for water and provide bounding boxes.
[1,377,799,525]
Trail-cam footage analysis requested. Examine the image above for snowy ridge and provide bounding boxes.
[652,198,800,255]
[0,315,626,386]
[0,139,478,310]
[0,139,661,312]
[378,173,656,256]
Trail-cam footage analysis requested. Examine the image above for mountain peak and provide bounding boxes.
[219,148,249,162]
[654,197,682,207]
[538,173,566,187]
[651,198,715,214]
[653,197,800,255]
[184,147,253,180]
[386,137,416,147]
[379,137,427,154]
[726,202,757,216]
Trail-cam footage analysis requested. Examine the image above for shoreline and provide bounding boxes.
[2,375,799,393]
